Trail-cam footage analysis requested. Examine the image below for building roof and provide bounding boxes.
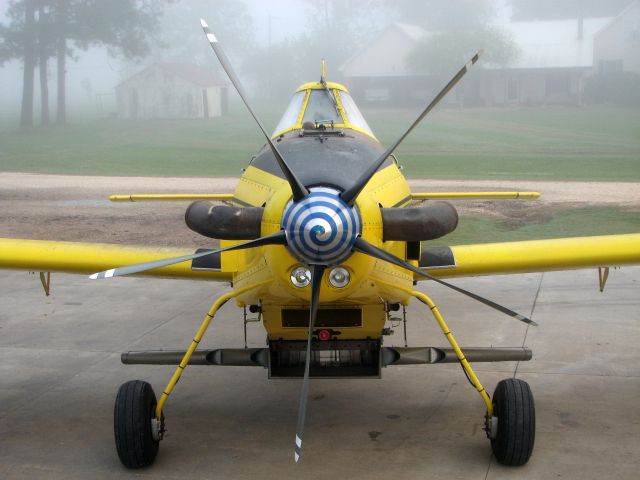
[157,63,227,87]
[116,62,227,88]
[339,22,430,77]
[502,17,613,69]
[393,22,427,41]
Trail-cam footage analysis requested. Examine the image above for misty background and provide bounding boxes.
[2,0,638,124]
[0,0,639,245]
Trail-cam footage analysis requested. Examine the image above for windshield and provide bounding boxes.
[302,90,341,125]
[272,91,305,136]
[339,91,374,137]
[272,87,375,138]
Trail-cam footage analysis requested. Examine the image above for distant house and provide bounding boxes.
[116,62,228,119]
[341,1,640,106]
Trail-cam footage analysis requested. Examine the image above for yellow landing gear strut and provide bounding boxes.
[114,284,262,469]
[154,291,234,421]
[411,289,535,466]
[411,290,494,416]
[155,282,265,423]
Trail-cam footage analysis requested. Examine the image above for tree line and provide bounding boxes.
[0,0,166,128]
[6,0,612,128]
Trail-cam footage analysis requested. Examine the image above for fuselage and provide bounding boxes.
[222,82,416,341]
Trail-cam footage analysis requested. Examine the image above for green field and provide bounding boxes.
[433,206,640,246]
[0,106,639,180]
[1,106,638,243]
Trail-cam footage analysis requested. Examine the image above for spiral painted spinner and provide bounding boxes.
[281,187,361,265]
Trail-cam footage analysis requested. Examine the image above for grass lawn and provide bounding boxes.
[1,106,638,243]
[0,106,638,180]
[431,206,640,246]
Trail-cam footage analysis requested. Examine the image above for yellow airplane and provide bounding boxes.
[1,18,639,469]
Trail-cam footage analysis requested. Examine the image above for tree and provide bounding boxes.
[388,0,518,75]
[407,26,519,75]
[144,0,254,67]
[0,0,168,126]
[20,0,36,128]
[510,0,632,21]
[37,1,55,125]
[0,0,38,127]
[242,0,386,102]
[53,0,168,124]
[389,0,497,30]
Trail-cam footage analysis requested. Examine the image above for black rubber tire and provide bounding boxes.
[114,380,160,469]
[490,378,535,466]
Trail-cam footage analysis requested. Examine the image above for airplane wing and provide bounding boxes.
[3,234,638,284]
[0,238,231,281]
[109,193,235,203]
[419,233,640,279]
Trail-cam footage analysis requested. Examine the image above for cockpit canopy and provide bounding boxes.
[272,82,375,139]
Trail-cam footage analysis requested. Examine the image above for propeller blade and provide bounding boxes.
[89,231,287,280]
[200,19,309,202]
[341,51,482,206]
[294,264,326,463]
[353,238,537,326]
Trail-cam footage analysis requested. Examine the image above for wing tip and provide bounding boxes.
[200,18,208,28]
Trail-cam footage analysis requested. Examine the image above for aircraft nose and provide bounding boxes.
[281,187,361,266]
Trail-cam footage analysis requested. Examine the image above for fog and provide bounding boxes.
[1,0,638,122]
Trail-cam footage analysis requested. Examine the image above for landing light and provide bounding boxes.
[291,267,311,288]
[329,267,350,288]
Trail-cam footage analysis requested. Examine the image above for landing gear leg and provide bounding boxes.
[411,290,536,466]
[113,290,236,469]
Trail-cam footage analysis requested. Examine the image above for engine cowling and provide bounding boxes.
[381,202,458,241]
[185,201,263,240]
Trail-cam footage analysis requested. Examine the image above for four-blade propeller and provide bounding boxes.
[89,19,534,463]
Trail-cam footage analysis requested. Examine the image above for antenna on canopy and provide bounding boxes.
[320,59,326,83]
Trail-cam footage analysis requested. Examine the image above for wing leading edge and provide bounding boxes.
[418,233,640,279]
[0,238,232,281]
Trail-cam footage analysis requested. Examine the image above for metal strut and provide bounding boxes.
[154,283,265,420]
[411,290,494,416]
[155,292,233,419]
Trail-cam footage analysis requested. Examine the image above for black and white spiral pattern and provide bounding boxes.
[281,187,361,265]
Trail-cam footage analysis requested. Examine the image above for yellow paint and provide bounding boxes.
[295,81,348,93]
[272,82,376,140]
[204,159,414,341]
[412,191,540,201]
[155,281,269,417]
[422,233,640,280]
[109,194,234,203]
[2,78,640,357]
[412,290,493,415]
[0,238,232,281]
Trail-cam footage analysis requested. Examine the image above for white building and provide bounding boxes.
[341,1,640,106]
[116,63,228,119]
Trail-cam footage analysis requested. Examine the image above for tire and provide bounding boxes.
[490,378,535,466]
[114,380,160,469]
